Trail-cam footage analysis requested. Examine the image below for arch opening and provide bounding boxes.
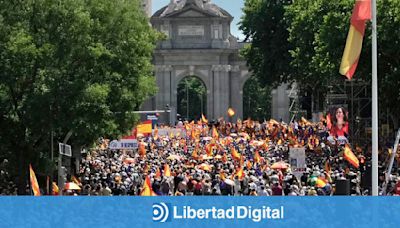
[177,76,207,121]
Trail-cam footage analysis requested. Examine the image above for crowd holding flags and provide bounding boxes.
[5,0,386,197]
[63,110,400,197]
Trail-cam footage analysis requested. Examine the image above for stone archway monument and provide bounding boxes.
[142,0,250,124]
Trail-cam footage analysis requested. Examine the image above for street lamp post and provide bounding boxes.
[186,80,189,120]
[200,93,203,116]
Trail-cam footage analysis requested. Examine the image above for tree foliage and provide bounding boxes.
[239,0,293,86]
[0,0,160,193]
[177,76,207,121]
[241,0,400,126]
[243,76,271,121]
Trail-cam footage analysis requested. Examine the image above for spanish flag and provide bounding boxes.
[205,143,214,157]
[344,144,360,168]
[222,152,228,163]
[164,164,171,177]
[29,164,40,196]
[246,160,253,170]
[71,175,81,186]
[236,167,245,180]
[227,108,235,117]
[201,114,208,124]
[231,147,241,161]
[254,150,261,164]
[155,167,161,179]
[52,182,59,195]
[220,171,226,181]
[140,176,157,196]
[192,146,199,159]
[339,0,371,79]
[136,120,152,135]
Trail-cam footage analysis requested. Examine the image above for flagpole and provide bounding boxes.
[371,0,379,196]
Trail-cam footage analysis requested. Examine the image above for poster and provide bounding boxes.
[327,106,349,145]
[289,147,306,179]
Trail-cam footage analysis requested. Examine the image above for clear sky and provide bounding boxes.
[151,0,245,40]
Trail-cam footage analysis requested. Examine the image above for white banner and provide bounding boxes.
[289,147,306,179]
[109,139,138,150]
[155,128,186,137]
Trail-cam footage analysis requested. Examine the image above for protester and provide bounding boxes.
[72,118,399,196]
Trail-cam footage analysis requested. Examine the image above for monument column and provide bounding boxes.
[211,64,231,120]
[155,65,174,125]
[228,65,241,122]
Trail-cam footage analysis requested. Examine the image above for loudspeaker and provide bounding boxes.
[335,179,350,195]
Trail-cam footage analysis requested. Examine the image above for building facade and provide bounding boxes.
[142,0,251,124]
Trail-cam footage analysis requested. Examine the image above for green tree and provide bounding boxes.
[287,0,400,127]
[241,0,400,128]
[239,0,293,86]
[0,0,160,193]
[243,76,271,121]
[177,76,207,121]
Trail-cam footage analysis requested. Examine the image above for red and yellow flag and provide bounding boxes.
[254,150,261,164]
[155,167,161,179]
[52,182,59,195]
[227,108,235,117]
[339,0,371,79]
[29,164,40,196]
[246,160,253,170]
[236,167,245,180]
[201,114,208,124]
[220,171,226,181]
[231,147,241,161]
[164,164,171,177]
[222,153,228,163]
[192,148,199,159]
[71,175,81,186]
[136,120,152,135]
[344,145,360,168]
[140,176,157,196]
[205,143,214,157]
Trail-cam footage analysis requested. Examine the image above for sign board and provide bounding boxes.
[155,128,186,137]
[178,25,204,36]
[289,147,306,179]
[109,139,138,150]
[147,114,158,121]
[59,143,72,157]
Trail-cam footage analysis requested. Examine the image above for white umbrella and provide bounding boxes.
[224,179,234,186]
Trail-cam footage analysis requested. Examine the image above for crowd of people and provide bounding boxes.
[74,112,400,196]
[0,159,18,195]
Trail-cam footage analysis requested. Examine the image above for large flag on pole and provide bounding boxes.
[339,0,371,79]
[140,176,157,196]
[29,164,41,196]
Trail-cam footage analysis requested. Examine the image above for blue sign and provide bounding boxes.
[0,197,397,228]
